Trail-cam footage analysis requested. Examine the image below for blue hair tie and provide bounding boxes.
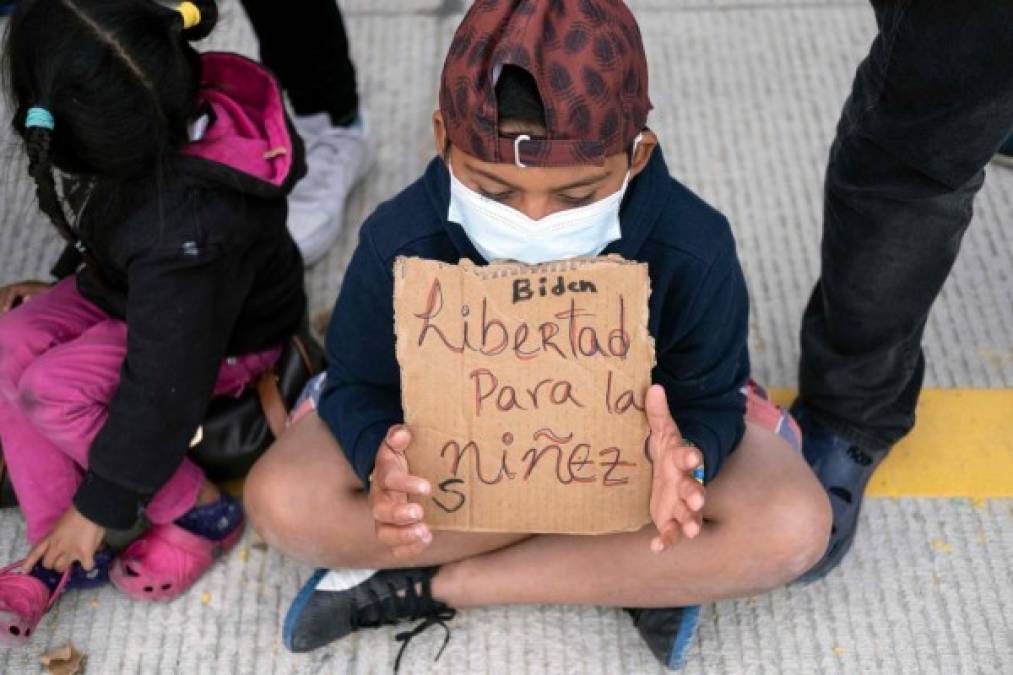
[26,107,55,131]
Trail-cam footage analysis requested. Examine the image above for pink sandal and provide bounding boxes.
[109,521,244,602]
[0,560,69,647]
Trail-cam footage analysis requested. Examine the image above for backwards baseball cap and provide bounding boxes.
[439,0,652,168]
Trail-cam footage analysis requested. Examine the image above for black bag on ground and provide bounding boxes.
[188,326,326,481]
[0,326,326,507]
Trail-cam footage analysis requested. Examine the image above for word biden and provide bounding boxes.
[513,275,598,304]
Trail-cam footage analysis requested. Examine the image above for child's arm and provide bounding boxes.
[315,229,403,485]
[653,248,750,486]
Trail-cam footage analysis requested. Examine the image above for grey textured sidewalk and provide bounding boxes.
[1,1,1011,673]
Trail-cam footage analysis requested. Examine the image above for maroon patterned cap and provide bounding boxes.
[439,0,652,168]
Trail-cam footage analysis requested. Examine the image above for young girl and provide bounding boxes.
[0,0,306,645]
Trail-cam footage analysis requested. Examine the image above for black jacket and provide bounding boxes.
[63,53,307,528]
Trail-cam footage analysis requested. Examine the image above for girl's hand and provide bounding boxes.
[367,425,433,559]
[22,506,106,574]
[645,384,706,553]
[0,280,52,313]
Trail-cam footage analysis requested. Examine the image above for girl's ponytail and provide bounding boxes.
[24,119,78,248]
[177,0,218,42]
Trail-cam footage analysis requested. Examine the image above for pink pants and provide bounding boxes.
[0,278,280,543]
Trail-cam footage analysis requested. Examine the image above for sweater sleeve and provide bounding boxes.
[653,250,750,484]
[73,240,243,529]
[316,229,403,485]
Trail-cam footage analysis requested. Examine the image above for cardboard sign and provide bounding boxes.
[393,256,655,534]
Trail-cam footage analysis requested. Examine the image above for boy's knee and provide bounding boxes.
[244,447,367,566]
[760,484,832,582]
[243,455,297,546]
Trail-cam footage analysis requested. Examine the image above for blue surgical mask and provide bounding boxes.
[449,134,642,264]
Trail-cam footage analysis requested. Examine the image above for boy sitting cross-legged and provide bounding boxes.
[244,1,831,669]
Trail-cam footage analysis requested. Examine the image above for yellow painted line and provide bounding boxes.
[770,388,1013,497]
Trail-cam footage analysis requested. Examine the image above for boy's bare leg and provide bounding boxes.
[244,412,527,569]
[245,414,830,607]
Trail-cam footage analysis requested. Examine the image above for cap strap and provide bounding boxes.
[494,136,606,168]
[513,135,531,168]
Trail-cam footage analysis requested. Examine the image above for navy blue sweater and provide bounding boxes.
[319,148,750,485]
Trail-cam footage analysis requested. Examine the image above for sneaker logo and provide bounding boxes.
[846,446,873,466]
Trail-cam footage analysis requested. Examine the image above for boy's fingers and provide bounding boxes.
[391,540,432,559]
[384,426,412,455]
[376,522,431,548]
[649,483,676,528]
[679,446,702,472]
[651,482,691,533]
[679,477,705,512]
[681,515,702,539]
[382,471,431,497]
[80,551,96,572]
[670,496,691,527]
[651,522,680,553]
[644,385,679,442]
[372,500,424,526]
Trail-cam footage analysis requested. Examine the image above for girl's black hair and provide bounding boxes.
[2,0,218,249]
[495,64,547,134]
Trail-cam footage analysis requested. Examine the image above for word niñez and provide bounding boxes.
[431,428,643,514]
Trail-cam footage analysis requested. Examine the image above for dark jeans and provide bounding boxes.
[798,0,1013,450]
[239,0,359,124]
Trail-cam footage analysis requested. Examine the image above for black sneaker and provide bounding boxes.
[283,566,456,669]
[626,605,701,670]
[791,403,889,582]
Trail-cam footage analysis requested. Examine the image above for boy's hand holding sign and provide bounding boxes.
[392,256,662,534]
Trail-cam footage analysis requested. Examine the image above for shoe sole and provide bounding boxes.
[282,568,328,652]
[668,605,701,670]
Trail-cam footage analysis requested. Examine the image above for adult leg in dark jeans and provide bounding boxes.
[239,0,358,124]
[239,0,372,266]
[794,0,1013,580]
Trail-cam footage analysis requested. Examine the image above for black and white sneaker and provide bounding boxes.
[626,605,701,670]
[283,566,455,669]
